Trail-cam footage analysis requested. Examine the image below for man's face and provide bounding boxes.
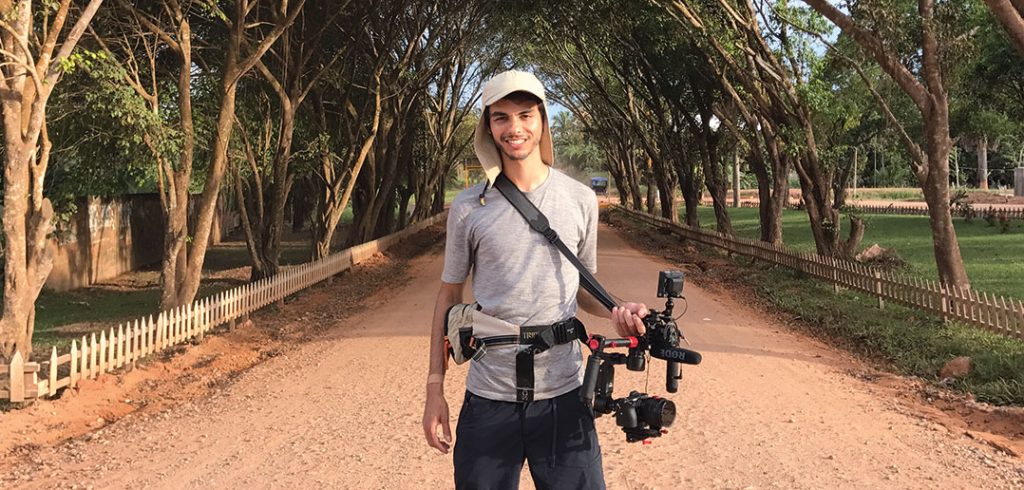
[487,97,544,162]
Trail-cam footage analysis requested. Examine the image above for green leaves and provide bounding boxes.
[54,48,107,75]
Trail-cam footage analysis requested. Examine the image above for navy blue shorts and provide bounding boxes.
[453,388,606,490]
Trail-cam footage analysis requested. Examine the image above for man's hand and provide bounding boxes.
[611,302,649,337]
[422,387,452,453]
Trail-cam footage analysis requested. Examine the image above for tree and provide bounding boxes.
[404,8,497,224]
[234,1,346,279]
[95,0,203,310]
[0,0,104,360]
[801,0,971,287]
[168,0,304,304]
[348,0,486,244]
[951,5,1024,190]
[551,111,603,176]
[677,0,874,256]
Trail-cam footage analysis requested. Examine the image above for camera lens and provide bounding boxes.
[638,397,676,428]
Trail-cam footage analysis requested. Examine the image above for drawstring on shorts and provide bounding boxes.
[550,400,558,466]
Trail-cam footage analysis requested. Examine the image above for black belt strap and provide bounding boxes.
[516,350,535,402]
[472,317,587,349]
[468,319,588,402]
[515,319,588,402]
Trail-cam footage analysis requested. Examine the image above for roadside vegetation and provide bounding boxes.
[609,210,1024,407]
[754,265,1024,406]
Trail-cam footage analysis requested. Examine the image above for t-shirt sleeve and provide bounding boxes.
[578,193,598,274]
[442,202,472,283]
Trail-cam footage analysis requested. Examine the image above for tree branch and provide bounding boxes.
[984,0,1024,55]
[45,0,104,86]
[800,0,931,112]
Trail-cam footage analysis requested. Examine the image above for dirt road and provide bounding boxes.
[3,225,1023,489]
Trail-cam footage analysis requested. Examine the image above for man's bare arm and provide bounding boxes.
[423,281,464,453]
[427,281,464,385]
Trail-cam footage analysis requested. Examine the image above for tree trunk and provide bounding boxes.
[700,135,732,235]
[747,144,786,245]
[833,148,856,209]
[0,0,102,360]
[251,102,297,280]
[843,215,866,258]
[922,120,970,287]
[292,176,313,233]
[606,154,629,207]
[159,14,194,310]
[799,176,841,256]
[177,80,239,304]
[676,158,701,227]
[793,120,842,257]
[651,157,677,222]
[0,137,55,360]
[624,146,643,209]
[432,180,445,214]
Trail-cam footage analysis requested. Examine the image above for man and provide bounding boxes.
[422,70,648,489]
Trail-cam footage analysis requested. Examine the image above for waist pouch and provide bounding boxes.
[444,303,588,365]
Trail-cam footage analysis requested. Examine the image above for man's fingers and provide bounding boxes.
[424,418,450,453]
[613,307,626,336]
[632,312,646,334]
[423,420,437,448]
[442,418,452,445]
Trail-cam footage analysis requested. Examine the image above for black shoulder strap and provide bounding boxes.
[493,173,617,311]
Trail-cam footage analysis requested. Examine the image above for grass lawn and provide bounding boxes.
[32,280,238,354]
[693,206,1024,299]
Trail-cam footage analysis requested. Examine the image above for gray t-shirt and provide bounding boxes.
[442,168,598,402]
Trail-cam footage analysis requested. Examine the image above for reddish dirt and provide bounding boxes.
[2,222,1024,489]
[966,193,1024,206]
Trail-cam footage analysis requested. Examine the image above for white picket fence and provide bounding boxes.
[2,212,447,402]
[613,205,1024,340]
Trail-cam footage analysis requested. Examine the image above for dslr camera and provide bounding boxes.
[580,271,702,443]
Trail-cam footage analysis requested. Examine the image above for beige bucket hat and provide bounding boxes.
[473,70,555,185]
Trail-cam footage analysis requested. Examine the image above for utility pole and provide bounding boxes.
[852,146,858,201]
[732,149,740,207]
[953,146,960,188]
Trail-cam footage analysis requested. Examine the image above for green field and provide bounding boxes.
[693,206,1024,299]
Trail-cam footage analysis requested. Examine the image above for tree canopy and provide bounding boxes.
[1,0,1021,359]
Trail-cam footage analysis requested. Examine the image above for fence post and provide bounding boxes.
[940,283,950,323]
[197,300,206,343]
[9,351,24,403]
[70,340,79,389]
[874,270,885,309]
[48,347,58,397]
[227,290,236,331]
[831,258,840,293]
